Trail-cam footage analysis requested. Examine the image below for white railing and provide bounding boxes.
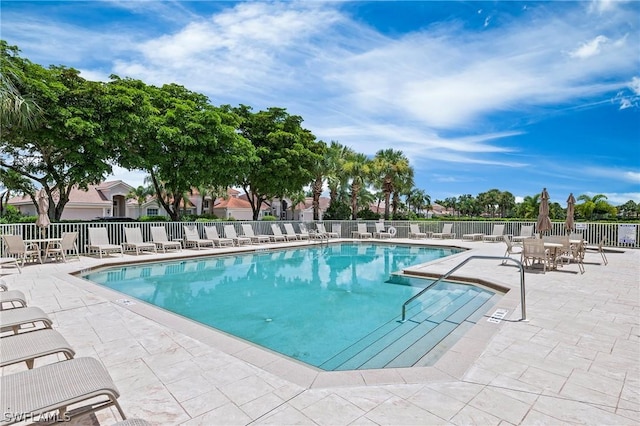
[0,220,637,257]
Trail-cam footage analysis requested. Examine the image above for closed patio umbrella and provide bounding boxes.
[35,191,50,236]
[565,193,576,233]
[536,188,552,236]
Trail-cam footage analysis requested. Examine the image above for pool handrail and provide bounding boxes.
[400,255,526,322]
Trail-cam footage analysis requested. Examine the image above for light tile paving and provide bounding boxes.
[0,238,638,425]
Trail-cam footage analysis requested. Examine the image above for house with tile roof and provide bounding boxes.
[8,181,136,220]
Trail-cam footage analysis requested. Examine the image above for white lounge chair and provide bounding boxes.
[316,223,339,238]
[373,222,391,239]
[1,306,53,335]
[0,290,27,310]
[408,224,428,239]
[432,223,455,239]
[241,224,271,244]
[2,235,42,266]
[0,328,75,369]
[271,224,297,241]
[512,225,534,243]
[44,232,79,263]
[87,228,123,258]
[483,224,506,242]
[284,223,309,240]
[182,226,215,250]
[352,223,372,239]
[150,227,182,253]
[204,226,234,247]
[122,228,157,255]
[224,225,252,246]
[0,357,126,423]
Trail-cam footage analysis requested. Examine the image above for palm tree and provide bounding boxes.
[126,185,152,217]
[517,194,540,219]
[309,141,328,220]
[0,42,42,130]
[576,194,616,219]
[342,152,372,220]
[372,149,412,220]
[392,167,414,217]
[325,141,351,206]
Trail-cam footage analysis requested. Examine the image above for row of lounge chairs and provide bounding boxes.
[0,281,150,425]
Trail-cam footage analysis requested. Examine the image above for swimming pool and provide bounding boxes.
[83,243,498,370]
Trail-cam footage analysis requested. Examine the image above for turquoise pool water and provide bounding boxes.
[83,243,495,370]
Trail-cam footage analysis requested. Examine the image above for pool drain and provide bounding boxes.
[487,308,508,323]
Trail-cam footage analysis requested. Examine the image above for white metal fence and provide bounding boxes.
[0,220,637,257]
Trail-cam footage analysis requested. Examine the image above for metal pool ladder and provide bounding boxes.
[400,255,527,322]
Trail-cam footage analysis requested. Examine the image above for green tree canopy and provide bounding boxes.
[228,105,322,220]
[0,45,120,220]
[112,81,257,221]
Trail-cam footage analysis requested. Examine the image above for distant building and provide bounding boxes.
[8,181,135,220]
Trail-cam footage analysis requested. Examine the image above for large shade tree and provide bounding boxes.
[0,45,121,220]
[114,81,257,221]
[227,105,322,220]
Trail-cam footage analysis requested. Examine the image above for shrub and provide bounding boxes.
[138,215,168,222]
[261,215,278,221]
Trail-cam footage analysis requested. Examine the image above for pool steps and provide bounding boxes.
[320,280,497,371]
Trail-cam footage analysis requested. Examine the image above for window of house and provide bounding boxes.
[147,208,159,216]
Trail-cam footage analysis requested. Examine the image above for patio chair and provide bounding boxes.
[373,222,391,239]
[543,235,571,266]
[182,226,215,250]
[271,224,297,241]
[87,228,123,258]
[2,235,42,266]
[205,226,234,247]
[522,238,550,273]
[150,226,182,253]
[559,239,585,274]
[432,223,455,239]
[585,236,608,265]
[501,235,523,265]
[512,225,535,243]
[483,224,506,242]
[122,228,157,255]
[316,223,339,238]
[331,224,342,238]
[0,290,27,310]
[0,306,53,335]
[408,224,427,239]
[0,257,22,274]
[284,223,309,240]
[44,232,79,263]
[0,357,126,424]
[241,224,271,244]
[0,328,75,369]
[223,225,252,246]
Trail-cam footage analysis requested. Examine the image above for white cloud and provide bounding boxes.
[630,76,640,95]
[569,35,609,59]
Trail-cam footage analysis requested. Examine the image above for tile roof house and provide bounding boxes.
[8,181,135,220]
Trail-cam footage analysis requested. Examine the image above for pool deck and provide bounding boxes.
[1,238,638,425]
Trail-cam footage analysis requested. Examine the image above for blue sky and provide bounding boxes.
[2,1,639,206]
